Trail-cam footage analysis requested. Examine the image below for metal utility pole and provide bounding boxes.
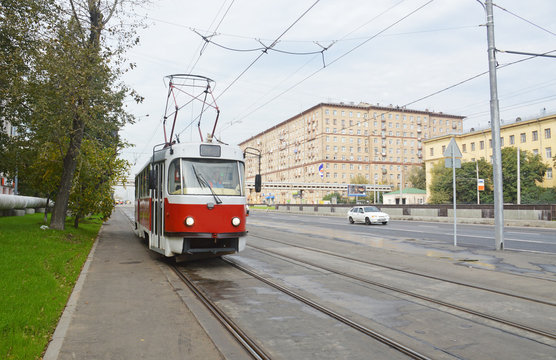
[517,146,521,205]
[476,160,480,205]
[485,0,504,250]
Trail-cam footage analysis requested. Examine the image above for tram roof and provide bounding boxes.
[137,142,244,175]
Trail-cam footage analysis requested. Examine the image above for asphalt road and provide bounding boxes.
[248,211,556,254]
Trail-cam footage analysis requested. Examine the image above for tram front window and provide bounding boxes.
[168,159,244,196]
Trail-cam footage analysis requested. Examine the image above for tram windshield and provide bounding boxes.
[168,158,244,196]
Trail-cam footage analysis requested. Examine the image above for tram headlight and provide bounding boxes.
[185,216,195,227]
[231,217,241,227]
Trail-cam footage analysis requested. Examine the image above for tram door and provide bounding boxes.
[152,162,165,250]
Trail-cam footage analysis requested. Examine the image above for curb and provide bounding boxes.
[42,226,103,360]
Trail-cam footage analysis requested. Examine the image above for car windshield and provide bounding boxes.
[168,158,244,196]
[363,206,380,212]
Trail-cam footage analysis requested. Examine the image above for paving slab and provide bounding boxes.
[44,209,225,360]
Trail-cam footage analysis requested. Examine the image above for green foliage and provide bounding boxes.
[1,1,142,228]
[428,148,551,204]
[69,139,129,225]
[428,161,452,204]
[0,213,101,360]
[408,164,426,190]
[323,191,347,203]
[500,147,548,204]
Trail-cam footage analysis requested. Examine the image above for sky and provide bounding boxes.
[117,0,556,177]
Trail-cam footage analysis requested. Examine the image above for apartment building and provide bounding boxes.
[240,102,464,204]
[423,113,556,201]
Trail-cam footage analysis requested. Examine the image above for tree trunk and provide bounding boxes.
[50,115,85,230]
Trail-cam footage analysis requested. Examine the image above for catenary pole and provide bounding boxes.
[485,0,504,250]
[452,148,457,247]
[476,160,480,205]
[517,146,521,204]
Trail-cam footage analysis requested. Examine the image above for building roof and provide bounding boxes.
[239,101,465,146]
[384,187,426,195]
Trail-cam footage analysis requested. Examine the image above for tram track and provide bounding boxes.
[221,257,432,360]
[170,263,272,360]
[249,234,556,306]
[172,261,433,360]
[246,236,556,342]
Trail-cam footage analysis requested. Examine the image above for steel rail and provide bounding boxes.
[246,241,556,342]
[170,264,271,360]
[250,234,556,306]
[222,257,432,360]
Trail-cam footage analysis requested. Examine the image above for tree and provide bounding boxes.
[45,0,141,229]
[323,192,346,204]
[428,148,550,205]
[1,0,142,229]
[69,138,128,227]
[500,147,548,204]
[407,164,426,190]
[0,0,53,123]
[428,161,452,204]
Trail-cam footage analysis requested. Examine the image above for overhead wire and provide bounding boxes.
[493,3,556,37]
[231,0,435,126]
[239,42,556,161]
[215,0,323,101]
[187,0,236,74]
[175,0,323,140]
[225,0,408,125]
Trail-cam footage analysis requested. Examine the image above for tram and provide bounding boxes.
[133,74,261,259]
[134,141,261,259]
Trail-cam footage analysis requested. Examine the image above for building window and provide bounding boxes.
[532,130,538,141]
[520,133,526,143]
[430,148,434,156]
[480,141,484,150]
[546,128,552,139]
[500,137,504,146]
[533,149,539,155]
[462,144,467,152]
[547,147,552,159]
[547,168,553,179]
[489,139,492,148]
[509,135,515,145]
[471,142,475,151]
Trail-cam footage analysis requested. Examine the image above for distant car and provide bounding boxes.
[347,206,389,225]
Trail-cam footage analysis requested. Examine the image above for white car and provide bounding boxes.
[347,206,389,225]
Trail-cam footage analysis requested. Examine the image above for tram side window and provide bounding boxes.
[141,169,148,197]
[168,159,183,195]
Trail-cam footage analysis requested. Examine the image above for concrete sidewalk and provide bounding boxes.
[43,209,225,360]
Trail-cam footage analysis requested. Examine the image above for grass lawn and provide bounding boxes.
[0,213,102,360]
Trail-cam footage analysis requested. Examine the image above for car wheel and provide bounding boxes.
[382,221,388,225]
[365,217,371,225]
[348,216,354,224]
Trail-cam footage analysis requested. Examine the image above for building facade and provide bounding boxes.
[240,102,464,204]
[423,113,556,202]
[383,188,427,205]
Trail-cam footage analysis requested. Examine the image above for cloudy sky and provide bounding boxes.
[118,0,556,175]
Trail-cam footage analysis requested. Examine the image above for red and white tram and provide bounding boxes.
[134,141,260,259]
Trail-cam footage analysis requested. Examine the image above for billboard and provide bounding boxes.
[348,184,366,197]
